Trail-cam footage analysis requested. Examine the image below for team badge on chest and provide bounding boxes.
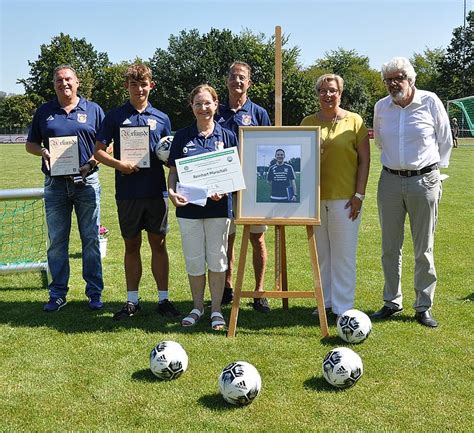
[77,113,87,123]
[215,141,224,150]
[147,118,157,131]
[241,114,252,126]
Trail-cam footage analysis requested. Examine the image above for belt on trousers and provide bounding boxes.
[383,163,439,177]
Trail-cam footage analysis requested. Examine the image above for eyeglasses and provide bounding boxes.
[192,102,214,109]
[318,89,339,96]
[383,75,407,85]
[228,73,249,82]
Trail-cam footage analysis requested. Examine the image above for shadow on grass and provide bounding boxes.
[0,300,335,335]
[461,293,473,302]
[131,368,157,383]
[303,376,342,393]
[198,393,239,411]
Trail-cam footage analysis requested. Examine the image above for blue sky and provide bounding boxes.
[0,0,471,95]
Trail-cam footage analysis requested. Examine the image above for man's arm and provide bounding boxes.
[432,94,453,168]
[26,141,50,171]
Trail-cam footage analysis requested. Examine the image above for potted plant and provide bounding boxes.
[99,225,109,258]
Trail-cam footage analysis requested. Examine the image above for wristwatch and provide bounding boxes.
[354,192,365,201]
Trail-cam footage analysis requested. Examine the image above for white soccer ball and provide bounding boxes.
[149,340,188,380]
[337,309,372,344]
[155,135,173,163]
[218,361,262,406]
[322,347,363,389]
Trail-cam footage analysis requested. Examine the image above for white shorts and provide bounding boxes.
[228,221,267,236]
[177,217,230,275]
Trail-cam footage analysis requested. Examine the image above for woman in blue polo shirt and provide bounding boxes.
[168,84,237,331]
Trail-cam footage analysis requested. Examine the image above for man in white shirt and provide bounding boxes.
[371,57,453,328]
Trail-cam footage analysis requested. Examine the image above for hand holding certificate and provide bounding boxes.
[49,135,80,176]
[119,126,150,168]
[175,147,245,196]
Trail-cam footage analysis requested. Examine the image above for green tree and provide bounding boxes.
[149,28,315,129]
[0,94,42,129]
[18,33,110,103]
[305,48,385,126]
[410,47,445,92]
[436,11,474,101]
[94,61,133,113]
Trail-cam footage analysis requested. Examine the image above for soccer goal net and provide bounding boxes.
[0,188,49,275]
[447,95,474,139]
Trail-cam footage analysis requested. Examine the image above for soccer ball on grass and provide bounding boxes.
[218,361,262,406]
[322,347,363,389]
[336,309,372,343]
[149,340,188,380]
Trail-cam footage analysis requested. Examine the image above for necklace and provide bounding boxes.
[318,112,340,154]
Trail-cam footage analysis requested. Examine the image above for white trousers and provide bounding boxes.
[316,199,362,315]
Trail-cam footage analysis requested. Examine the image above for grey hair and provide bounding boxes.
[381,57,416,85]
[315,73,344,94]
[53,65,78,81]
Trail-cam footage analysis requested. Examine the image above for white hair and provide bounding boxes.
[381,57,416,85]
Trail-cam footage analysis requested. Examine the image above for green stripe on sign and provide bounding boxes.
[176,149,235,165]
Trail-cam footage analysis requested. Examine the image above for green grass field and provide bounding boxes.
[0,143,473,432]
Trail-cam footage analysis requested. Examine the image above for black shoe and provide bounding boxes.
[370,305,403,320]
[156,299,181,318]
[415,310,438,328]
[113,301,141,321]
[253,298,270,313]
[221,287,234,305]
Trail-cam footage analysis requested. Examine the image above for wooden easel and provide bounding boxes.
[226,26,328,338]
[226,224,329,337]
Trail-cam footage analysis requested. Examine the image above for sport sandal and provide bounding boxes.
[210,311,226,331]
[181,308,203,327]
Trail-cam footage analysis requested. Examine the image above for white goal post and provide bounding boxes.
[0,188,49,275]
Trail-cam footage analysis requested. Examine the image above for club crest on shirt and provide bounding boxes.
[77,113,87,123]
[215,141,224,150]
[284,168,289,173]
[241,114,252,126]
[147,118,157,130]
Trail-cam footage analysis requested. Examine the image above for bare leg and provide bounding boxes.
[148,232,169,291]
[124,234,142,291]
[209,270,225,313]
[250,232,267,292]
[188,274,206,312]
[225,232,236,288]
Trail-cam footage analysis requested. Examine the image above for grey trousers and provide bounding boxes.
[377,169,442,312]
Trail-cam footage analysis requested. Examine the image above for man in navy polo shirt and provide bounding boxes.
[94,64,180,321]
[26,65,104,312]
[215,61,272,313]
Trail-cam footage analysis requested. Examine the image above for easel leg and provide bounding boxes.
[281,226,288,309]
[306,226,329,337]
[227,226,250,337]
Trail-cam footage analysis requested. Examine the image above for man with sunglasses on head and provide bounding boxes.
[371,57,453,328]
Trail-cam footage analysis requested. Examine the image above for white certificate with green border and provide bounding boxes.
[175,147,246,196]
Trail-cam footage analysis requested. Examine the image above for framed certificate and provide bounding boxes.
[48,135,80,176]
[236,126,320,225]
[119,126,150,168]
[175,147,245,196]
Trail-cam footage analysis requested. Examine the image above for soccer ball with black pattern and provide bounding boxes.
[149,341,188,380]
[155,135,173,163]
[337,309,372,344]
[322,347,363,389]
[218,361,262,406]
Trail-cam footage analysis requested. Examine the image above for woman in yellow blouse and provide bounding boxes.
[300,73,370,317]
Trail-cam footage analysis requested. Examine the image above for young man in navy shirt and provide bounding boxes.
[94,64,180,320]
[267,148,298,202]
[215,61,272,313]
[26,65,104,312]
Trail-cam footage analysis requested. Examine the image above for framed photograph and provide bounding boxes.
[236,126,320,225]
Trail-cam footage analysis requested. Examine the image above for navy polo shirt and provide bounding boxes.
[28,96,104,176]
[216,98,271,137]
[168,122,237,219]
[96,101,171,200]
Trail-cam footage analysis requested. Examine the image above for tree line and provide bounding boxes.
[0,11,472,131]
